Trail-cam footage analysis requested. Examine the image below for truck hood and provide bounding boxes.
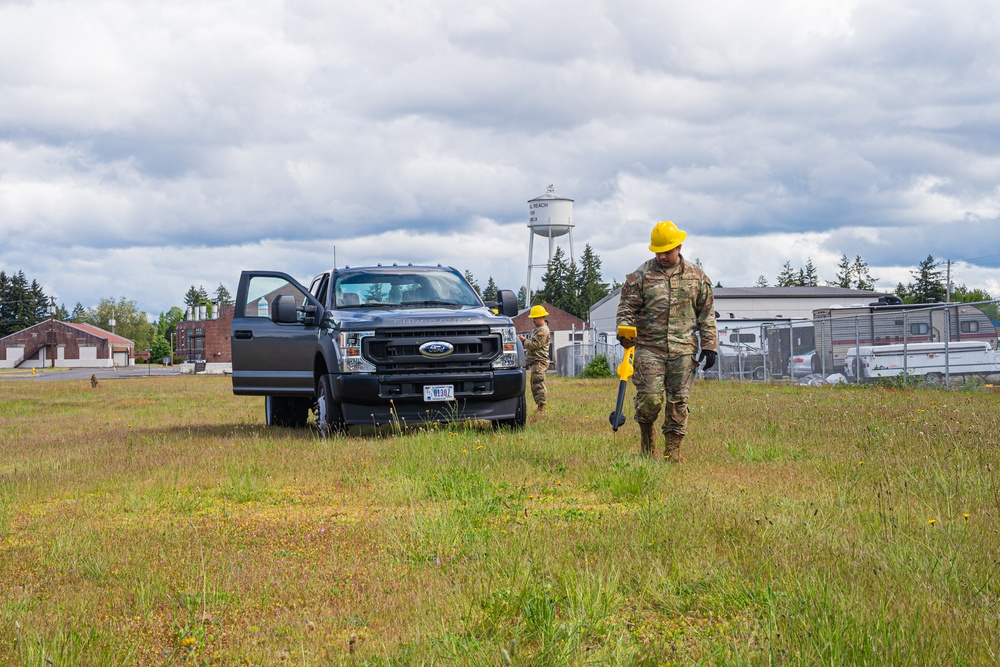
[331,306,508,329]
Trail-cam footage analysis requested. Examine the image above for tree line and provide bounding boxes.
[0,270,238,362]
[761,254,994,309]
[462,244,616,321]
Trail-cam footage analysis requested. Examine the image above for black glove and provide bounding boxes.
[698,349,717,371]
[617,335,636,349]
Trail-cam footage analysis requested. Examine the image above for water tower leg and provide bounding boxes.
[526,231,535,307]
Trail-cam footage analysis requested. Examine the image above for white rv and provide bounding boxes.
[844,341,1000,382]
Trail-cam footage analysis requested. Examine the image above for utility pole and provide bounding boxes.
[945,259,952,303]
[49,296,56,367]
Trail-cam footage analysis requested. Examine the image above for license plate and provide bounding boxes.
[423,384,455,401]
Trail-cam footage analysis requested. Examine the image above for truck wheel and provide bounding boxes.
[265,396,310,427]
[314,374,346,437]
[753,366,766,381]
[494,394,526,431]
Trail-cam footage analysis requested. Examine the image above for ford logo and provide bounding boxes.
[419,341,454,358]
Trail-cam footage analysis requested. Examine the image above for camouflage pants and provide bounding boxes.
[528,360,548,407]
[631,349,698,436]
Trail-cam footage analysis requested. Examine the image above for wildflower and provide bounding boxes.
[181,637,196,648]
[928,519,937,525]
[858,460,864,466]
[476,445,483,450]
[963,513,971,520]
[462,449,467,454]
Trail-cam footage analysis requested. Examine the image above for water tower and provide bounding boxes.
[526,185,575,306]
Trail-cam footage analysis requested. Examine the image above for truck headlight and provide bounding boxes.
[491,325,519,369]
[339,330,376,373]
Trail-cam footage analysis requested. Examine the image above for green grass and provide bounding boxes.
[1,375,999,665]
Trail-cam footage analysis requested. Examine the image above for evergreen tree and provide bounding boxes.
[214,283,234,307]
[575,244,610,319]
[801,258,819,287]
[184,285,203,309]
[833,254,853,288]
[517,286,527,310]
[482,277,498,303]
[70,302,87,322]
[851,256,876,291]
[537,247,572,311]
[908,255,947,303]
[755,275,769,287]
[463,270,481,295]
[776,261,797,287]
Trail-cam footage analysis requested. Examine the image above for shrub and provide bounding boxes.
[579,354,614,378]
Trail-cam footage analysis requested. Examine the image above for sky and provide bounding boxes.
[2,0,999,319]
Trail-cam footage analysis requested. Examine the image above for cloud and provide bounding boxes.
[2,0,999,316]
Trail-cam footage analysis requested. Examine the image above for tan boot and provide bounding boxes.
[663,433,685,463]
[537,404,546,414]
[639,422,656,458]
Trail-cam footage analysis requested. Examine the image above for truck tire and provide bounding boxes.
[494,393,526,431]
[265,396,310,427]
[314,374,346,437]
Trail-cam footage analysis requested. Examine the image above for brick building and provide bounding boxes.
[174,306,234,371]
[0,320,135,368]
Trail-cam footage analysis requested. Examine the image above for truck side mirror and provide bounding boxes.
[497,289,518,318]
[271,294,299,324]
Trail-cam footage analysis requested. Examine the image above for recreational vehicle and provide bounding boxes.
[844,341,1000,383]
[813,300,997,374]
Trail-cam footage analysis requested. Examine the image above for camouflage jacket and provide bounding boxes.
[522,324,551,364]
[616,256,717,358]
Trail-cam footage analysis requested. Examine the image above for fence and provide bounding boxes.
[583,300,1000,388]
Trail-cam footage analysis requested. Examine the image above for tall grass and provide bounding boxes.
[1,375,998,665]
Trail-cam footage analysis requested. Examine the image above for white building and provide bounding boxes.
[589,286,891,337]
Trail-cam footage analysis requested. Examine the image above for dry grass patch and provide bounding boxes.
[1,375,999,664]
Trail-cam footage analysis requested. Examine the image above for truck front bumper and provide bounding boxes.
[333,369,525,425]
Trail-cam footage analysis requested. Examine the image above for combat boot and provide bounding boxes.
[639,422,656,458]
[663,433,685,463]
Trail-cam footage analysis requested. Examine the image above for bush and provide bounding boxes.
[580,354,614,378]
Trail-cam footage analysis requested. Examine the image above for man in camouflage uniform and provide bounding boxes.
[519,305,551,414]
[616,221,718,461]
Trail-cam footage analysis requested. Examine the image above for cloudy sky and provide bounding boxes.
[2,0,999,317]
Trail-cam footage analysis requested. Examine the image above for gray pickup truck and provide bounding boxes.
[230,264,526,434]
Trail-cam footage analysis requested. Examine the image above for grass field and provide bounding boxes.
[1,374,998,665]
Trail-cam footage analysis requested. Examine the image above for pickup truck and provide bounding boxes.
[230,264,526,434]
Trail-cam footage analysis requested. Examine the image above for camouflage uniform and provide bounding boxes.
[616,256,717,442]
[522,322,550,409]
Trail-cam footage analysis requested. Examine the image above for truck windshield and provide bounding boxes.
[334,271,482,309]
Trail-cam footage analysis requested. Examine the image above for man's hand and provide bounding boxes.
[617,335,636,349]
[698,349,717,370]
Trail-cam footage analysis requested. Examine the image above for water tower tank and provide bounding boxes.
[528,185,573,238]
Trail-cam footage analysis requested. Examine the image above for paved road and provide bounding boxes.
[0,366,191,382]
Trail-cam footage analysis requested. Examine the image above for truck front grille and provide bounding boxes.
[366,326,499,372]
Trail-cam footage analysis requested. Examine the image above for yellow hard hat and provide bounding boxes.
[528,305,549,319]
[649,220,686,253]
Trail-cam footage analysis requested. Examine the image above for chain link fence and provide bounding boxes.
[579,300,1000,388]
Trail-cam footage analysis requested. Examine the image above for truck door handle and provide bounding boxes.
[234,330,253,340]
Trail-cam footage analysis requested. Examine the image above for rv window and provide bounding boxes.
[910,323,929,335]
[729,333,756,344]
[960,321,980,333]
